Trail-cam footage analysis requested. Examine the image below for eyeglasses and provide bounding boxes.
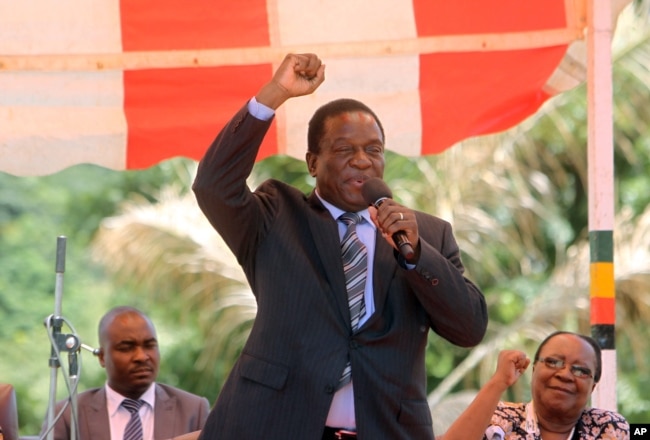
[537,356,593,378]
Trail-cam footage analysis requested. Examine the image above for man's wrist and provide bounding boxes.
[255,81,291,110]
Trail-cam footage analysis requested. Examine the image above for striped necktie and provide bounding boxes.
[337,212,368,388]
[121,398,144,440]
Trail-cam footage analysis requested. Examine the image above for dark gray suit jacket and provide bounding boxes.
[41,383,209,440]
[193,104,488,439]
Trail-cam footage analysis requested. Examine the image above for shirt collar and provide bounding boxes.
[105,382,156,415]
[315,190,374,228]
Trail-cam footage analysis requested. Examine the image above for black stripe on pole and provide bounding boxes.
[591,324,615,350]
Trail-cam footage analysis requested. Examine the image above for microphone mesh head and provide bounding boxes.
[361,177,392,206]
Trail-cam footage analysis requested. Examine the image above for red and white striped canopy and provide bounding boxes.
[0,0,616,176]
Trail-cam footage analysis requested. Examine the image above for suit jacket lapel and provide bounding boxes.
[306,193,350,324]
[365,228,397,328]
[87,388,111,440]
[153,383,176,438]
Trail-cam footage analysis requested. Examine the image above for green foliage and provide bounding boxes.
[617,376,650,423]
[425,340,471,383]
[249,154,314,194]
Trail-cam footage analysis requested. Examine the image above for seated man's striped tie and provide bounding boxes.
[121,398,144,440]
[338,212,368,388]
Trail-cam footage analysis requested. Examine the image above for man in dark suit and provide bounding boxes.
[41,306,210,440]
[192,53,488,440]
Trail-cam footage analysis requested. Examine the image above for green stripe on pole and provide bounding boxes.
[589,230,613,263]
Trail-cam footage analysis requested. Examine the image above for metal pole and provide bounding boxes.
[46,236,66,440]
[587,0,617,410]
[44,236,80,440]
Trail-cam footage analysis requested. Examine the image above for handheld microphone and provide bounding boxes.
[361,177,415,261]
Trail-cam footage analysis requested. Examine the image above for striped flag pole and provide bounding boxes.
[587,0,616,410]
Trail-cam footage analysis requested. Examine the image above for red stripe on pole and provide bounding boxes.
[590,297,616,325]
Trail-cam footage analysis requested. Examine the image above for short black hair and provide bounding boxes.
[307,98,385,154]
[98,305,152,343]
[533,331,602,383]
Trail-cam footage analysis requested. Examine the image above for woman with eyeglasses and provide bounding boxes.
[439,331,629,440]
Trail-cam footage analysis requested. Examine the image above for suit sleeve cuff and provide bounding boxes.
[248,97,275,121]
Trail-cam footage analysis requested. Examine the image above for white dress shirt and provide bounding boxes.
[105,383,156,440]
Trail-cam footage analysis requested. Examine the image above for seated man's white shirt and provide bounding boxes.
[106,383,156,440]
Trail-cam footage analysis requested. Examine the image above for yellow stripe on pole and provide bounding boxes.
[589,262,615,299]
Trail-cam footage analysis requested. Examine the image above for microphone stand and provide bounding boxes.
[43,236,87,440]
[45,236,66,440]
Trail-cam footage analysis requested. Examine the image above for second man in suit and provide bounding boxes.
[41,306,210,440]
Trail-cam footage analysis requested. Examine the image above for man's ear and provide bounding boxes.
[306,151,317,177]
[97,348,106,367]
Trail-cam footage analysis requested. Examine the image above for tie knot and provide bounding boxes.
[339,212,362,226]
[121,398,144,414]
